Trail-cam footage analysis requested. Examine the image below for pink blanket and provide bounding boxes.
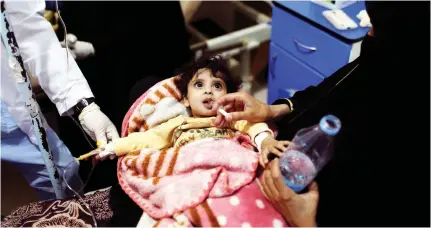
[118,135,288,227]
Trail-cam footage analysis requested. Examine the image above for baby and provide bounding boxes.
[95,55,289,166]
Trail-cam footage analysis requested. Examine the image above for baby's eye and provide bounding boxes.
[214,83,223,89]
[194,82,203,88]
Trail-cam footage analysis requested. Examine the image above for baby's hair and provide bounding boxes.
[174,55,242,98]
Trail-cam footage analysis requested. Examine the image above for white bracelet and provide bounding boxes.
[255,131,271,152]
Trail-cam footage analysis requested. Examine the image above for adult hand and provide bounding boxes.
[260,158,319,227]
[60,33,78,49]
[78,103,120,145]
[212,91,271,128]
[60,33,95,60]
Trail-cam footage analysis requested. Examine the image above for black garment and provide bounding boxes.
[59,1,192,131]
[108,184,143,227]
[274,3,430,226]
[56,1,193,191]
[364,2,427,39]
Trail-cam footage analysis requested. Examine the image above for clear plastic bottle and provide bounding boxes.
[279,114,342,192]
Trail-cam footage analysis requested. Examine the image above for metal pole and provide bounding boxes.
[1,1,65,199]
[231,1,271,24]
[240,42,252,93]
[206,23,271,51]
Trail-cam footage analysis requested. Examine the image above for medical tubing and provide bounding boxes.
[63,100,98,227]
[55,0,69,75]
[64,112,98,227]
[57,2,99,225]
[63,160,97,227]
[0,1,65,199]
[69,114,95,149]
[55,0,76,114]
[65,86,98,226]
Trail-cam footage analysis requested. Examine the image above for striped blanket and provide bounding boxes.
[117,135,288,227]
[122,77,184,136]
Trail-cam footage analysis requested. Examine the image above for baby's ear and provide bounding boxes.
[183,97,190,107]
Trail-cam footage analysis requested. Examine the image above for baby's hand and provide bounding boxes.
[82,142,115,165]
[94,142,116,161]
[94,149,116,162]
[79,141,118,166]
[260,136,290,167]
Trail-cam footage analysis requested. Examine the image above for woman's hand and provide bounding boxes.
[211,91,271,128]
[260,136,290,166]
[260,158,319,227]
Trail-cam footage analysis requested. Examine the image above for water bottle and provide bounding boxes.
[279,114,341,192]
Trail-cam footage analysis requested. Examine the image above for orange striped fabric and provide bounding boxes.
[124,145,182,186]
[127,78,182,135]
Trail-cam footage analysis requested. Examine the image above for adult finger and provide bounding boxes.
[95,131,107,145]
[235,100,244,113]
[212,113,224,127]
[212,100,221,113]
[213,93,245,112]
[271,159,295,201]
[106,125,120,142]
[212,94,233,112]
[217,108,233,123]
[264,164,281,201]
[306,181,319,201]
[229,111,249,122]
[223,103,234,112]
[259,171,272,201]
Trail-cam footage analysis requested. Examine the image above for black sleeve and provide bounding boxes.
[272,58,360,118]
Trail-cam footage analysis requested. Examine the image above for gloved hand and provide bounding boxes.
[60,33,95,60]
[78,103,119,145]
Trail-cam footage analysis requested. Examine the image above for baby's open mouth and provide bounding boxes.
[202,98,214,109]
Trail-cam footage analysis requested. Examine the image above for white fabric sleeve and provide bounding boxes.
[254,131,271,152]
[5,0,94,116]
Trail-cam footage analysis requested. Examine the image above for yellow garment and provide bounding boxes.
[113,115,273,156]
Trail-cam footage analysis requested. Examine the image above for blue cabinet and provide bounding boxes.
[269,43,324,100]
[268,1,369,104]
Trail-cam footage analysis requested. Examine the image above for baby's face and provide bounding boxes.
[184,69,227,117]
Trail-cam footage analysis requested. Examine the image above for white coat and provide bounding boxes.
[1,0,94,144]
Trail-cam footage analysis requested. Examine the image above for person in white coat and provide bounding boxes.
[0,0,119,200]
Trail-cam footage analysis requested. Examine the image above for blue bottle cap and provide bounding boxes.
[319,115,341,136]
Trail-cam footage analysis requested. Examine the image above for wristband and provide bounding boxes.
[74,97,95,115]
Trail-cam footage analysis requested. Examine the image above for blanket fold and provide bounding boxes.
[118,135,288,227]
